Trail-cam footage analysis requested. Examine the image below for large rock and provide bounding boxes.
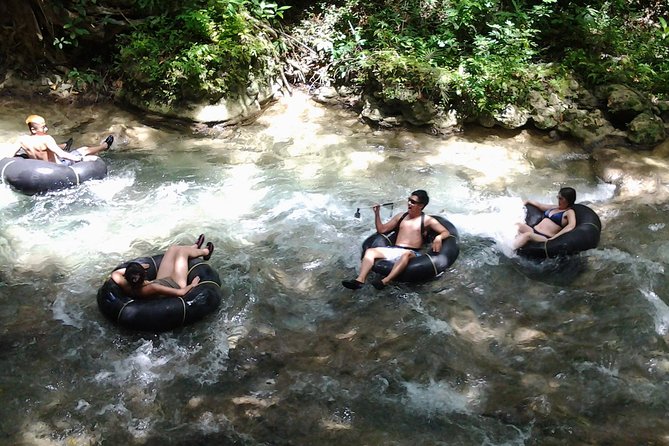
[600,84,653,128]
[657,100,669,122]
[430,109,461,135]
[404,99,438,126]
[360,96,387,125]
[494,104,529,129]
[477,105,529,129]
[627,112,666,146]
[557,109,625,148]
[119,78,282,124]
[359,96,411,128]
[528,90,565,129]
[312,86,341,105]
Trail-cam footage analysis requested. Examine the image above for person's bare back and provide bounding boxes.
[17,133,60,162]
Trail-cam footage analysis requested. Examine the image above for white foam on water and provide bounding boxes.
[641,288,669,336]
[402,379,475,415]
[94,338,197,386]
[0,184,19,208]
[649,223,666,232]
[448,196,525,258]
[574,360,620,378]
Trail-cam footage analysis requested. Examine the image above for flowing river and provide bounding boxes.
[1,91,668,445]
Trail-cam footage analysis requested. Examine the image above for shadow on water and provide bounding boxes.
[511,254,590,286]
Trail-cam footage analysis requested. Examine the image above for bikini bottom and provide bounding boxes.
[532,227,550,238]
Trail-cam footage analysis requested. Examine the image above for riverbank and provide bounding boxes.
[3,77,669,210]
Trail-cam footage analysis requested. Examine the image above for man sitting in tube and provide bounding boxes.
[342,189,450,290]
[15,114,113,165]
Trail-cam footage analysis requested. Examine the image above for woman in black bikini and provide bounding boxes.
[514,187,577,249]
[111,234,214,298]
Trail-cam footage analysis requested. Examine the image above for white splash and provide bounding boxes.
[641,289,669,336]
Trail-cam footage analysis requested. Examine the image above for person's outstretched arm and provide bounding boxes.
[523,199,552,212]
[45,136,82,162]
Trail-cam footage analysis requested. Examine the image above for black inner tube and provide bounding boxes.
[96,255,223,332]
[0,156,107,195]
[516,203,602,259]
[362,215,460,282]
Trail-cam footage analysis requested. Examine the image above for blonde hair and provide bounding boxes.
[25,115,47,134]
[25,114,46,125]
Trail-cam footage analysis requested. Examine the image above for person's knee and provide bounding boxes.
[396,251,414,265]
[364,248,381,260]
[165,245,181,255]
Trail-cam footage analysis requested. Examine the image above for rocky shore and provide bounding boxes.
[3,67,669,205]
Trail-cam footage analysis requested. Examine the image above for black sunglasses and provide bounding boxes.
[408,198,422,205]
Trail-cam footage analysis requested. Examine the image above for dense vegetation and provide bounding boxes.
[302,0,669,116]
[116,0,289,106]
[0,0,667,118]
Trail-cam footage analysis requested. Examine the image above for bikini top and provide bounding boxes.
[544,208,567,227]
[394,212,426,249]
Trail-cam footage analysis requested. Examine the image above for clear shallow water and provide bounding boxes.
[0,92,668,445]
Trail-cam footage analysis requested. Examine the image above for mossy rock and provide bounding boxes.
[627,112,666,146]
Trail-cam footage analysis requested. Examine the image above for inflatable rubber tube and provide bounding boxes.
[516,203,601,259]
[0,156,107,195]
[97,255,223,332]
[361,215,460,282]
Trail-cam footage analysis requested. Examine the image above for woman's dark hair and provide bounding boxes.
[412,189,429,206]
[559,187,576,206]
[124,262,146,288]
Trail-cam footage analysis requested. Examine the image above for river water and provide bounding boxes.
[1,91,668,445]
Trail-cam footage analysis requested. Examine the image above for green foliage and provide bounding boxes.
[218,0,290,21]
[67,68,102,90]
[327,0,547,115]
[552,3,669,96]
[311,0,669,118]
[116,0,285,107]
[51,0,93,49]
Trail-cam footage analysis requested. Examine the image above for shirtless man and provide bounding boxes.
[17,114,113,165]
[342,189,450,290]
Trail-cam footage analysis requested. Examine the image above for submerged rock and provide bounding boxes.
[592,146,669,202]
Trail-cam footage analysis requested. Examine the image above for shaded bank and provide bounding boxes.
[0,1,668,152]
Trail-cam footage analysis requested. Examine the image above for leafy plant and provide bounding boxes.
[67,68,101,90]
[51,0,92,49]
[116,0,282,107]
